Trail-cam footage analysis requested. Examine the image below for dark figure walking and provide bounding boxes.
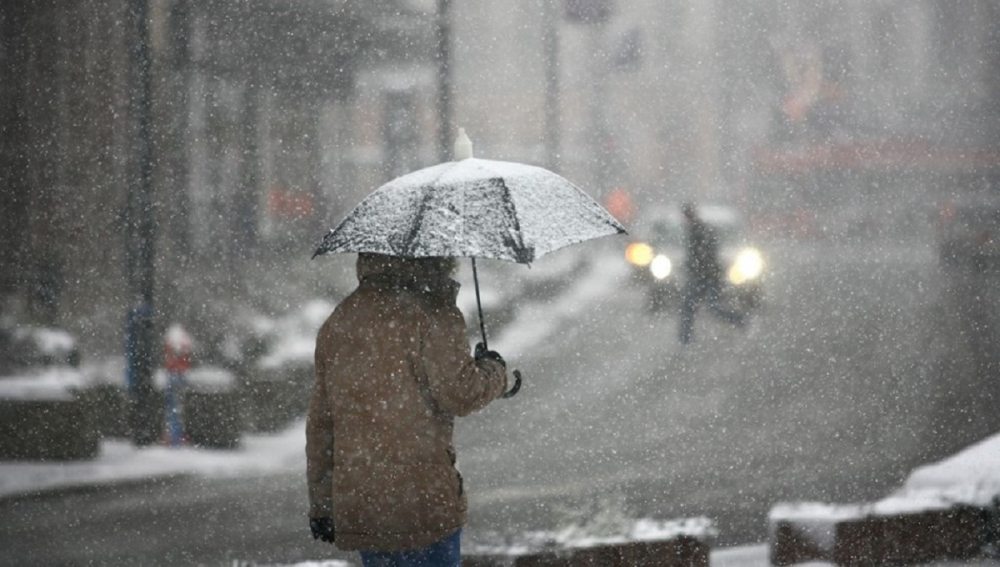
[679,203,744,345]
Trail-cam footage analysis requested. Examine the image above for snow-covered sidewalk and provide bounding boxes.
[4,421,1000,565]
[0,420,307,499]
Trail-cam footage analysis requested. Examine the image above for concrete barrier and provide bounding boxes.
[0,398,100,460]
[833,506,985,566]
[769,520,828,566]
[770,502,990,566]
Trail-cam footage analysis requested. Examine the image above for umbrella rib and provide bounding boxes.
[400,161,458,257]
[495,178,533,263]
[401,186,436,257]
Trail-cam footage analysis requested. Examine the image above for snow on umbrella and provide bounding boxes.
[312,133,625,263]
[312,129,627,395]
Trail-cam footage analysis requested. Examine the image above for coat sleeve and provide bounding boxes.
[421,305,508,417]
[305,325,335,519]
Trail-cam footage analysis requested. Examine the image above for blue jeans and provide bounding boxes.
[359,530,461,567]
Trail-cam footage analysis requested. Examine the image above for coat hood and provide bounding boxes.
[356,253,459,299]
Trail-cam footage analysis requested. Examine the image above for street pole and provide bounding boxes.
[689,0,720,202]
[543,0,561,173]
[588,21,611,200]
[126,0,159,446]
[436,0,452,163]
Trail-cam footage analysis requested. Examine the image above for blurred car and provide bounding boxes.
[0,322,100,460]
[938,197,1000,270]
[624,204,766,313]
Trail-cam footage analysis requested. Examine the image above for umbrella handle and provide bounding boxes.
[501,369,522,399]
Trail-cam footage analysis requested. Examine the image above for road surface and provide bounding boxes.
[2,238,998,565]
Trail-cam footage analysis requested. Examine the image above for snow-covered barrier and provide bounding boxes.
[0,326,99,460]
[79,358,243,448]
[770,432,1000,565]
[770,502,987,565]
[834,505,984,565]
[464,517,713,567]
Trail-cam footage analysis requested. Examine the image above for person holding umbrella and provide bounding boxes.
[306,252,509,565]
[307,129,624,564]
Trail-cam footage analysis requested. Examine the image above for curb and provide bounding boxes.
[465,535,710,566]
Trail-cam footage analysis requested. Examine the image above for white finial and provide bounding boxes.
[454,127,473,160]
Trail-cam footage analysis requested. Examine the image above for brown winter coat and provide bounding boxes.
[306,253,508,552]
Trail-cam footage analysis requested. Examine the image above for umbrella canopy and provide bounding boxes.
[312,158,626,263]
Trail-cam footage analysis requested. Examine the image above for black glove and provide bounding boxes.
[310,517,335,544]
[474,342,506,368]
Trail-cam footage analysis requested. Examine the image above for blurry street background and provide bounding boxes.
[2,0,1000,565]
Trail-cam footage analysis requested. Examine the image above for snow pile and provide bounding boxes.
[549,516,716,549]
[153,366,236,394]
[0,324,85,401]
[0,366,88,402]
[901,431,1000,508]
[82,357,236,394]
[30,327,77,357]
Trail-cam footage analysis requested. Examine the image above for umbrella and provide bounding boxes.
[313,129,627,396]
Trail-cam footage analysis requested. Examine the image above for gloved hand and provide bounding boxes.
[310,517,335,544]
[474,342,506,368]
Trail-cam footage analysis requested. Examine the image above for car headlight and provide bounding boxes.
[625,242,654,267]
[728,248,764,285]
[650,255,672,280]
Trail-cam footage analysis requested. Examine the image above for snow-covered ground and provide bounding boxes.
[3,419,1000,565]
[4,245,1000,564]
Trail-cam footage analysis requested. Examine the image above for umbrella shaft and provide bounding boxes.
[472,257,488,350]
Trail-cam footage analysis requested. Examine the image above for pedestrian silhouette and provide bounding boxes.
[679,203,745,344]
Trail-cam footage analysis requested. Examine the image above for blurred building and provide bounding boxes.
[726,1,1000,239]
[1,0,999,354]
[360,0,1000,234]
[0,0,405,353]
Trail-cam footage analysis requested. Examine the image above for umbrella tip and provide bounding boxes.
[454,127,473,161]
